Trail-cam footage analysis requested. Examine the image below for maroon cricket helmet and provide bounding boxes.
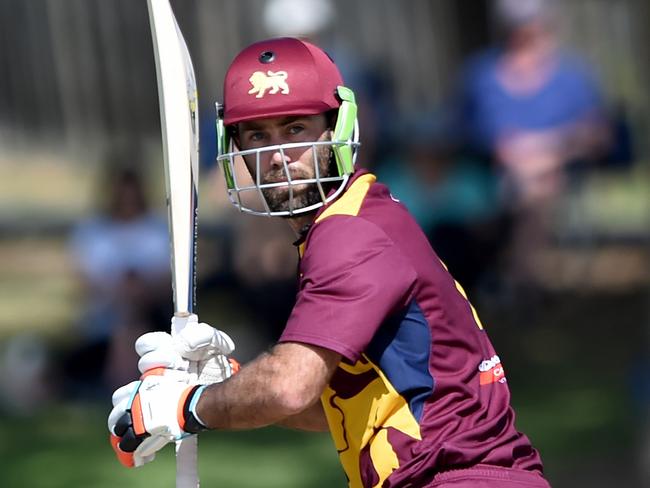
[222,37,344,126]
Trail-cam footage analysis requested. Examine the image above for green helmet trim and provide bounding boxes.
[215,103,235,190]
[332,86,357,175]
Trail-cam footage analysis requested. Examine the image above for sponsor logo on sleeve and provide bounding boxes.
[478,355,506,385]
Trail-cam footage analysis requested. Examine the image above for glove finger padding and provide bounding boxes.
[138,347,235,384]
[135,332,188,377]
[138,345,189,375]
[111,380,140,407]
[108,376,206,468]
[108,380,151,468]
[135,319,236,373]
[135,331,174,357]
[193,355,237,384]
[130,435,169,466]
[174,321,235,361]
[109,420,165,468]
[110,433,137,468]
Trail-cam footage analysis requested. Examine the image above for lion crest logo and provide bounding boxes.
[248,70,290,98]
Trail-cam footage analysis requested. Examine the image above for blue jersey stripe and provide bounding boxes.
[365,300,434,421]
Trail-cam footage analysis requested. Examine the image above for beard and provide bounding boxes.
[262,181,323,213]
[261,145,333,213]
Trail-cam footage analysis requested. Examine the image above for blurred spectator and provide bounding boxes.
[455,0,613,291]
[64,157,172,398]
[0,332,53,415]
[376,112,502,291]
[231,217,297,346]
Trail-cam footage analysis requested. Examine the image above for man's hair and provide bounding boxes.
[492,0,558,35]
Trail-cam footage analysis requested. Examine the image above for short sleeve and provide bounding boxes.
[279,215,417,362]
[569,58,605,116]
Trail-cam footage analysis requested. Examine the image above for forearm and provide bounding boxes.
[196,351,290,429]
[195,342,339,430]
[278,400,329,432]
[565,117,612,160]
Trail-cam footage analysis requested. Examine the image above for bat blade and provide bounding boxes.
[146,0,200,486]
[148,0,199,319]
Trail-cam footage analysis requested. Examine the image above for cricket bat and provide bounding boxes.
[146,0,201,486]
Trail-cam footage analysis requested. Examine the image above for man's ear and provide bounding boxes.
[228,125,240,149]
[326,109,338,131]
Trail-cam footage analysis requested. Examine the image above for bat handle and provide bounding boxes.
[176,436,199,487]
[172,312,199,487]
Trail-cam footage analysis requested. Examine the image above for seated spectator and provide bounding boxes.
[64,159,171,397]
[459,0,611,187]
[455,0,612,290]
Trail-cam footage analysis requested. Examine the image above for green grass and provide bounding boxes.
[0,287,645,487]
[479,289,646,487]
[0,404,346,488]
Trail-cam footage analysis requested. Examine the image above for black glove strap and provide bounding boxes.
[182,385,209,434]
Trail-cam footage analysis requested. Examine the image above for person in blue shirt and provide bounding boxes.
[458,0,611,175]
[456,0,612,289]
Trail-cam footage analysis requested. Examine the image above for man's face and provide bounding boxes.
[235,114,332,213]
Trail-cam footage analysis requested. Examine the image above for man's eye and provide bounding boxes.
[287,125,304,135]
[249,132,265,142]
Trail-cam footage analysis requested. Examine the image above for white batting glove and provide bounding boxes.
[108,376,209,468]
[136,314,239,384]
[170,314,235,360]
[109,315,239,468]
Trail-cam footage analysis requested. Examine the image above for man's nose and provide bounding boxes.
[268,149,292,170]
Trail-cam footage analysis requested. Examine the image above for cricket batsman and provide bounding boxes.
[108,37,552,487]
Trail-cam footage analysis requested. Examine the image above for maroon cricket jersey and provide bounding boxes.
[279,170,544,487]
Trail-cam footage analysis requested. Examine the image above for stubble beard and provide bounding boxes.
[261,145,333,213]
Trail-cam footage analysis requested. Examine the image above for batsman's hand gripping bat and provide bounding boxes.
[146,0,200,486]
